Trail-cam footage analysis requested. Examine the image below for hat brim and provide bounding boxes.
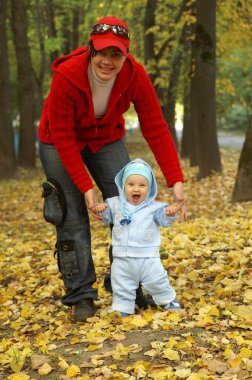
[92,38,128,56]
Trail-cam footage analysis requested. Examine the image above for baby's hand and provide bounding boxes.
[165,202,183,216]
[94,202,108,214]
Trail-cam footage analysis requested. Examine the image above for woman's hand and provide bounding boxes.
[172,182,187,222]
[165,202,184,216]
[84,189,103,220]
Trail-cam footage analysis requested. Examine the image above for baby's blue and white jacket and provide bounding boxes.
[100,159,177,258]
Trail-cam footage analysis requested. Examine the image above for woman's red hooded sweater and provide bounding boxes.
[38,47,184,194]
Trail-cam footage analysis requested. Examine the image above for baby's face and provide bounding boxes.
[124,174,149,205]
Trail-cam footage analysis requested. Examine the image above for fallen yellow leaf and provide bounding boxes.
[162,348,180,361]
[58,358,69,369]
[38,363,53,375]
[66,364,81,377]
[31,354,49,369]
[87,343,103,351]
[129,315,148,327]
[7,374,30,380]
[239,347,252,358]
[148,370,175,379]
[187,373,209,380]
[175,368,192,378]
[228,356,242,368]
[70,337,80,345]
[168,313,182,322]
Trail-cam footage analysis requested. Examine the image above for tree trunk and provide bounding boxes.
[45,0,58,65]
[163,1,192,149]
[232,116,252,202]
[72,8,79,50]
[192,0,221,177]
[181,79,191,159]
[189,59,199,167]
[0,0,17,177]
[143,0,177,144]
[11,0,35,167]
[72,7,84,50]
[61,12,71,54]
[33,0,45,118]
[162,102,178,146]
[179,1,194,159]
[162,50,179,147]
[143,0,157,72]
[187,2,198,166]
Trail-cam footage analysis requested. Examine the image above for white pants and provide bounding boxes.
[111,257,176,314]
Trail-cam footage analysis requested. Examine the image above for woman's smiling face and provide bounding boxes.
[91,46,126,81]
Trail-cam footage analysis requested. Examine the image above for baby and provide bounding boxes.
[95,159,182,316]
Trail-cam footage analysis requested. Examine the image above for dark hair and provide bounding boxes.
[88,41,98,57]
[88,40,129,57]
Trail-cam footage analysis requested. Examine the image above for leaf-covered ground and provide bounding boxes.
[0,132,251,380]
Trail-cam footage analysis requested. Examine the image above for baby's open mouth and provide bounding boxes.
[132,194,140,201]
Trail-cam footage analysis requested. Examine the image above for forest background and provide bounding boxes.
[0,0,252,379]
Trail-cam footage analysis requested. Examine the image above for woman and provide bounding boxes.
[38,16,186,322]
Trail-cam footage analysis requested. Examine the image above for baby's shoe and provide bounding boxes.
[161,299,181,310]
[108,308,131,317]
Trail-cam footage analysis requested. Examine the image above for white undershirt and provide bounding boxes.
[88,63,116,119]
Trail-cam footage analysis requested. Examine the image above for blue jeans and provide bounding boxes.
[39,140,130,306]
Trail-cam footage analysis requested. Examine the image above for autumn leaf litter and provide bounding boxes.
[0,136,251,380]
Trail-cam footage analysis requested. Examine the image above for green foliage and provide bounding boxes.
[44,36,66,54]
[218,105,250,132]
[5,0,252,133]
[216,0,252,131]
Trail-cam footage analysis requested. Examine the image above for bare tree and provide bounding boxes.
[11,0,35,167]
[0,0,17,177]
[232,116,252,202]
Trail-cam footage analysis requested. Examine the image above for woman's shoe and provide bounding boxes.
[135,286,149,309]
[73,299,96,322]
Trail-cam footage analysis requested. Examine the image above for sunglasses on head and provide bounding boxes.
[91,23,130,39]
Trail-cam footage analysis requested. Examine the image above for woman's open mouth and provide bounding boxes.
[100,66,113,74]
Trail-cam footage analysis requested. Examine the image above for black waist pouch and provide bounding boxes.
[42,178,67,226]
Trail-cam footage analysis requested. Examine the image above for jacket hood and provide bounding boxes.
[51,46,137,94]
[115,158,157,201]
[52,47,89,92]
[115,159,157,223]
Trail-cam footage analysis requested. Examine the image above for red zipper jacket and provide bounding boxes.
[38,47,184,194]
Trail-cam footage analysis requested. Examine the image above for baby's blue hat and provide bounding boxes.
[122,161,152,189]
